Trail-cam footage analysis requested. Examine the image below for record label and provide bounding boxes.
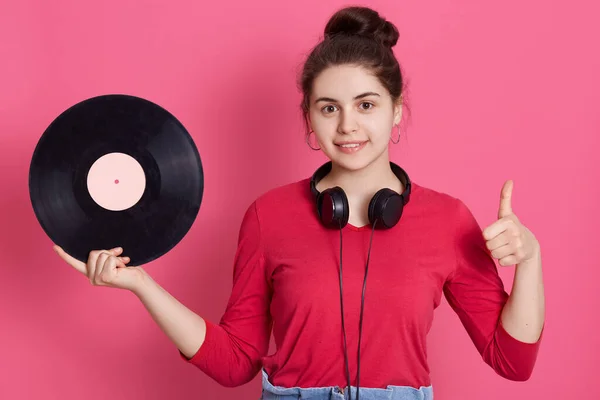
[86,152,146,211]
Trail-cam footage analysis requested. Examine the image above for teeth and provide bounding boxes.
[340,143,360,148]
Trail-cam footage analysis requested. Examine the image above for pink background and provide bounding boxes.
[1,0,598,399]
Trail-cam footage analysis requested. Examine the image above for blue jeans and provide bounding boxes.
[260,369,434,400]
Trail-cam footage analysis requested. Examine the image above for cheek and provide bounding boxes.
[308,109,323,129]
[364,118,393,141]
[361,107,394,133]
[310,114,336,136]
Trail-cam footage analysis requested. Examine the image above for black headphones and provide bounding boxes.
[310,161,412,229]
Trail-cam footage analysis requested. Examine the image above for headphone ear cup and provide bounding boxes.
[368,188,405,229]
[317,187,349,229]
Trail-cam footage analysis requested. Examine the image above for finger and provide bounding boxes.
[485,231,510,252]
[86,249,103,277]
[88,247,121,274]
[99,247,124,266]
[114,256,127,268]
[111,247,123,254]
[110,246,129,266]
[482,218,513,241]
[498,180,514,219]
[490,243,514,260]
[54,245,87,275]
[105,254,127,269]
[94,252,111,284]
[498,255,517,267]
[110,249,130,267]
[99,255,121,284]
[101,255,129,285]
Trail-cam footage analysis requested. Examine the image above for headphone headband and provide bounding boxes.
[310,161,411,204]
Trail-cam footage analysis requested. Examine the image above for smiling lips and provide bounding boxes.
[335,140,368,153]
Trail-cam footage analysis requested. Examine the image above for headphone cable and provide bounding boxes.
[357,221,376,400]
[339,225,352,398]
[338,220,377,400]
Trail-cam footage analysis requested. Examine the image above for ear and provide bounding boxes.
[393,99,403,126]
[305,113,314,133]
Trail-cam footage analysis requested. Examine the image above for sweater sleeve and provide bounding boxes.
[179,201,273,387]
[443,199,542,381]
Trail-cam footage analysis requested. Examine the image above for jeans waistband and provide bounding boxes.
[260,369,434,400]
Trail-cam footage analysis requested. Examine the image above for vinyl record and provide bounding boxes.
[29,94,204,266]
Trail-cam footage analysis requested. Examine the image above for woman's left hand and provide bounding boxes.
[482,180,540,267]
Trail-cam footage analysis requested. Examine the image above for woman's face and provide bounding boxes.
[308,64,402,172]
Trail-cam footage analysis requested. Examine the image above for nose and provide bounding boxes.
[337,109,358,135]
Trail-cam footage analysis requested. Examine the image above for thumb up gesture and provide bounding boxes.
[482,180,540,267]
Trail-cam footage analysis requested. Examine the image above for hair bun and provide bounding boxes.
[324,6,399,48]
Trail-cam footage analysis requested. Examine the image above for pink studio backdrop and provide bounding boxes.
[1,0,598,399]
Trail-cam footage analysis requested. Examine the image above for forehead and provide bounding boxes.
[311,64,386,100]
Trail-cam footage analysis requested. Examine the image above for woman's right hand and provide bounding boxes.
[54,245,146,293]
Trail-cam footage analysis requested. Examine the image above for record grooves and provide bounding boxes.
[29,94,204,266]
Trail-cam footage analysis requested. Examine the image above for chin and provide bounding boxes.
[326,143,388,172]
[329,153,378,172]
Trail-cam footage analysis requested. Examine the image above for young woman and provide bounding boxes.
[55,6,545,400]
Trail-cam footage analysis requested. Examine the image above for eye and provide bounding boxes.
[360,102,374,110]
[322,105,338,113]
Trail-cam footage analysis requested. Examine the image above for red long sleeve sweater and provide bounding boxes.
[180,177,542,388]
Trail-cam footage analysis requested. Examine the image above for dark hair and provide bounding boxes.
[299,6,407,135]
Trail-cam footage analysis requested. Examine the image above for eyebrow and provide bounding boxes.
[314,91,380,104]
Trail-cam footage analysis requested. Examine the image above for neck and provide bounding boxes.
[323,153,403,201]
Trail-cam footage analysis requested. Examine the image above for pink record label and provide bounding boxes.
[86,152,146,211]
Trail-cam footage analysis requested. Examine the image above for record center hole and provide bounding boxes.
[114,179,119,184]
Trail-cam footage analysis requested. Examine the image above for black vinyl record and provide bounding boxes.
[29,94,204,266]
